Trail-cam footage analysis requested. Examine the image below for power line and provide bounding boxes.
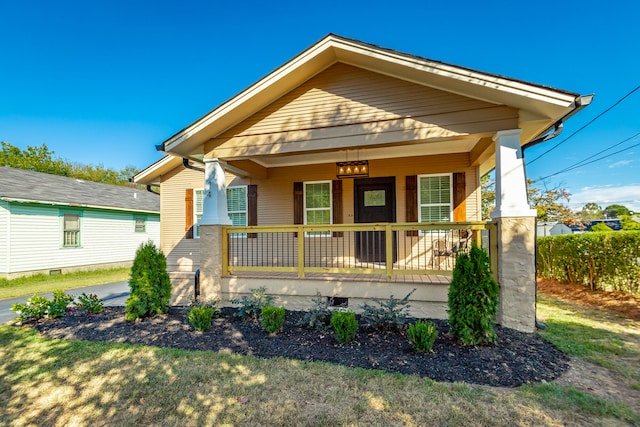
[538,135,640,180]
[540,131,640,179]
[527,84,640,165]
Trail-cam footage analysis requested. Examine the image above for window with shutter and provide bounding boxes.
[193,188,204,238]
[305,181,331,237]
[227,186,248,238]
[418,174,452,222]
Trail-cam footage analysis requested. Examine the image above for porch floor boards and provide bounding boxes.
[225,271,451,285]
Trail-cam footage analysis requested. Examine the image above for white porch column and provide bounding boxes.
[199,158,229,302]
[491,129,537,333]
[491,129,536,219]
[200,158,231,226]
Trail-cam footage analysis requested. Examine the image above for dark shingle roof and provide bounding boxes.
[0,166,159,213]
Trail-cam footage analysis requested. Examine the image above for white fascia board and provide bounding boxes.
[164,38,339,154]
[332,39,578,108]
[0,197,159,215]
[133,155,182,185]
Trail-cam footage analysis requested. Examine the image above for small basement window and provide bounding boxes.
[328,297,348,307]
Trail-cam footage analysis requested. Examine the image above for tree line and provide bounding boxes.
[1,141,141,188]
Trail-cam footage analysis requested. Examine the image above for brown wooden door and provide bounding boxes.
[354,177,396,263]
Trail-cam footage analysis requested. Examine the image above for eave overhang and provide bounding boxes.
[159,34,590,167]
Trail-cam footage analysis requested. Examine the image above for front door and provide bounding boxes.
[354,177,396,263]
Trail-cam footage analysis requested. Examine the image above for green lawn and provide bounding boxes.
[0,268,130,300]
[0,292,638,426]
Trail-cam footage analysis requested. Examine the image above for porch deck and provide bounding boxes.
[225,270,451,285]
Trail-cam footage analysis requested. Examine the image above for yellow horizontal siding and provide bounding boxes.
[160,166,204,272]
[226,153,479,226]
[212,63,516,150]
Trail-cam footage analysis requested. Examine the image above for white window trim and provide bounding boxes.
[61,211,82,248]
[303,180,332,237]
[227,185,248,238]
[194,186,249,239]
[194,188,204,239]
[417,173,453,223]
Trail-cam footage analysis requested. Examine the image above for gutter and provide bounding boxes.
[182,158,205,173]
[522,94,594,151]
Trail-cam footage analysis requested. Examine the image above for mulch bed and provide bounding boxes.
[32,306,568,387]
[537,278,640,321]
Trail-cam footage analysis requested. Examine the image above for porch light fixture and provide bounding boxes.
[336,160,369,179]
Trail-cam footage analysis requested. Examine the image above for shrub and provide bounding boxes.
[74,293,104,314]
[47,289,74,318]
[230,287,275,321]
[537,231,640,293]
[590,223,613,232]
[299,292,333,331]
[448,244,499,346]
[125,241,172,321]
[407,320,438,353]
[11,294,50,322]
[330,311,358,344]
[261,306,286,335]
[187,298,220,332]
[361,289,415,331]
[11,290,74,322]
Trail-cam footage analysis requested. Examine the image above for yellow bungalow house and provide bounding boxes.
[134,34,591,332]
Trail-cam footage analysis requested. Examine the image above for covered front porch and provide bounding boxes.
[192,221,497,320]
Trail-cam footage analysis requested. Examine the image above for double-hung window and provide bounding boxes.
[194,189,205,238]
[193,186,248,238]
[63,213,81,247]
[418,174,452,223]
[134,217,146,233]
[227,186,248,237]
[304,181,331,236]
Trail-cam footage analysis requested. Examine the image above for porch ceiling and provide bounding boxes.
[226,136,479,169]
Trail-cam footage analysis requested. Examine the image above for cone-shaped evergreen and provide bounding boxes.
[125,241,172,321]
[447,244,499,345]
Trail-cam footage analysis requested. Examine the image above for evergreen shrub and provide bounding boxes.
[299,292,333,331]
[407,320,438,353]
[448,245,499,345]
[125,241,172,321]
[230,287,275,321]
[188,304,217,332]
[361,289,415,331]
[261,306,286,335]
[330,311,358,344]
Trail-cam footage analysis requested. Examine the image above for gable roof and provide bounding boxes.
[159,33,591,160]
[0,166,159,213]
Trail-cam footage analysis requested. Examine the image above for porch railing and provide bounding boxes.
[222,222,496,279]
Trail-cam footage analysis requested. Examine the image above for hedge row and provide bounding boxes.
[537,231,640,293]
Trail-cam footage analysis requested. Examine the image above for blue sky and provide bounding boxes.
[1,1,639,211]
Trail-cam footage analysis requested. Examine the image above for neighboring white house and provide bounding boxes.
[0,166,160,279]
[537,221,572,237]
